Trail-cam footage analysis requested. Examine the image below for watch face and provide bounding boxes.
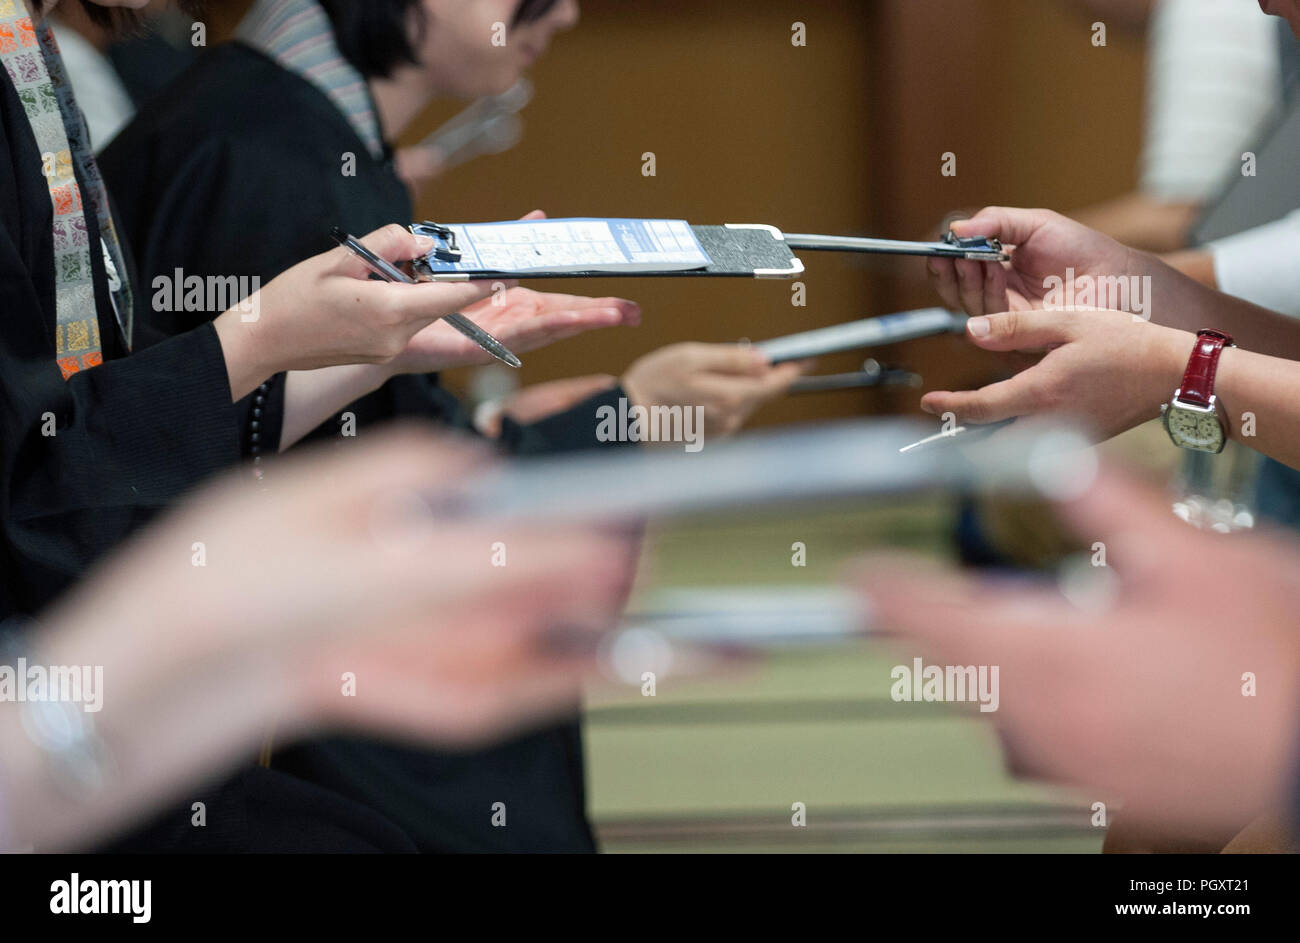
[1166,404,1224,452]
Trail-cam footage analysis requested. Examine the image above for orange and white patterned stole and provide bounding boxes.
[0,0,133,378]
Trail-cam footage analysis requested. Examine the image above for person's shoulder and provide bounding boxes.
[102,44,337,187]
[114,43,337,153]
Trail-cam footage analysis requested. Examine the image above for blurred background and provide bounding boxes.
[190,0,1151,851]
[412,0,1144,853]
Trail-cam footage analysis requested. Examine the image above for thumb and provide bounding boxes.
[335,223,434,280]
[520,210,547,220]
[951,206,1050,248]
[340,224,495,313]
[694,344,770,376]
[965,310,1076,352]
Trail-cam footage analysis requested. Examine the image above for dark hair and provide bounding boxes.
[317,0,425,79]
[514,0,561,25]
[318,0,562,79]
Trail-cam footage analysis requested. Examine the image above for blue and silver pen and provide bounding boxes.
[330,227,521,369]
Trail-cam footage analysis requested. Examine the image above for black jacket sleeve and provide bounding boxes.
[0,63,243,618]
[0,320,241,616]
[499,385,634,457]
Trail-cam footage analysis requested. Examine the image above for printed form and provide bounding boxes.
[420,218,713,274]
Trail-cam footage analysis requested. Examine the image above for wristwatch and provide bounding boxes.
[1161,329,1235,453]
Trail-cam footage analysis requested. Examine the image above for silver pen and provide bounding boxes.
[330,227,521,369]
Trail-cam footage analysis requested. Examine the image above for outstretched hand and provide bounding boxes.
[853,467,1300,833]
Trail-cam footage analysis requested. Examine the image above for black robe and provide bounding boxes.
[0,51,240,622]
[99,42,625,853]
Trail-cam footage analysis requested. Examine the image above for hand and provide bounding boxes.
[853,468,1300,833]
[621,344,809,440]
[393,145,447,202]
[919,308,1190,441]
[934,207,1300,364]
[928,207,1142,318]
[213,225,494,399]
[390,287,641,374]
[47,428,633,704]
[477,374,620,437]
[23,430,634,847]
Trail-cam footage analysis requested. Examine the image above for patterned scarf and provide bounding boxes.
[0,0,133,378]
[237,0,385,160]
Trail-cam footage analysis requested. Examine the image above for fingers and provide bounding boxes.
[501,375,620,424]
[688,344,770,376]
[520,210,547,220]
[963,309,1076,352]
[490,306,637,353]
[337,223,433,278]
[1056,467,1181,541]
[955,259,989,317]
[920,372,1038,425]
[335,429,490,503]
[542,297,641,329]
[334,657,590,748]
[928,258,962,311]
[849,555,1077,659]
[918,310,1082,424]
[354,527,634,651]
[757,360,809,396]
[930,256,1008,318]
[466,291,642,329]
[386,280,497,324]
[1051,467,1195,583]
[333,224,494,321]
[982,259,1008,316]
[700,361,804,413]
[585,297,642,326]
[200,426,490,527]
[950,206,1050,247]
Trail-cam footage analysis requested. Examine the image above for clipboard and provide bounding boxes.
[406,220,1007,282]
[611,586,870,655]
[425,417,1092,526]
[756,308,967,363]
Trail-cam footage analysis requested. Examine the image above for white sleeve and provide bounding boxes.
[1140,0,1281,201]
[1210,209,1300,317]
[49,23,136,153]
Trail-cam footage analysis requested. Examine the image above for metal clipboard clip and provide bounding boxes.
[941,230,1005,258]
[410,221,462,263]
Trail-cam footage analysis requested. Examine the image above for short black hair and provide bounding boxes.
[514,0,561,26]
[317,0,425,80]
[318,0,562,79]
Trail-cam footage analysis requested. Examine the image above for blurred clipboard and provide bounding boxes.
[407,220,1007,282]
[756,308,967,363]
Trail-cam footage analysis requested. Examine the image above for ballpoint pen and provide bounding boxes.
[330,227,522,369]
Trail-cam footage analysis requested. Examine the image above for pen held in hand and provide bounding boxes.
[329,227,522,369]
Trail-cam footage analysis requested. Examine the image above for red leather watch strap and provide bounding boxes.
[1177,330,1235,408]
